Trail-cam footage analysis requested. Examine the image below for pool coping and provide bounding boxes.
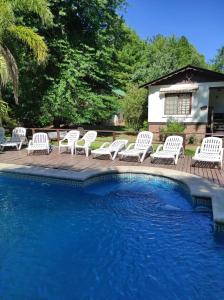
[0,162,224,228]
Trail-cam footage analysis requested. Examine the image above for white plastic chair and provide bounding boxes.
[0,127,6,144]
[59,130,80,154]
[92,139,128,160]
[0,127,27,150]
[118,131,153,163]
[27,132,50,155]
[192,137,223,169]
[74,131,97,157]
[151,135,184,165]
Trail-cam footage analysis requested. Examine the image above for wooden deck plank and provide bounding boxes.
[0,148,223,187]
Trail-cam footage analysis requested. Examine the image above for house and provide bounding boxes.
[141,65,224,140]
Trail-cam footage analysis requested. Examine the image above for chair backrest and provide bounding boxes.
[82,131,97,146]
[109,139,128,151]
[163,135,183,152]
[11,127,26,142]
[201,137,222,154]
[0,127,5,143]
[32,133,49,145]
[134,131,153,150]
[65,130,80,145]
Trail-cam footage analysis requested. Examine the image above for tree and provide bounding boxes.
[117,34,207,87]
[0,0,53,107]
[123,84,148,131]
[13,0,128,127]
[211,47,224,72]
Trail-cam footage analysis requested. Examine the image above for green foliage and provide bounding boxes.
[0,54,9,86]
[0,0,51,104]
[188,134,198,145]
[0,98,9,125]
[11,0,53,26]
[123,84,148,131]
[211,47,224,72]
[40,42,119,125]
[160,118,185,135]
[8,25,48,63]
[118,34,207,86]
[140,120,149,131]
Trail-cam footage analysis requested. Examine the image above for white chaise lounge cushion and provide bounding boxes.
[0,127,27,151]
[118,131,153,163]
[192,137,223,168]
[92,139,128,160]
[151,135,183,165]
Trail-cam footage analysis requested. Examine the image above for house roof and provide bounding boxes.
[140,65,224,88]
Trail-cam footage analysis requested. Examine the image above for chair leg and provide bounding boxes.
[71,146,74,156]
[112,151,117,160]
[140,152,147,163]
[174,156,178,165]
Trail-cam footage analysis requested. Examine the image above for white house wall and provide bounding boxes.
[148,81,224,123]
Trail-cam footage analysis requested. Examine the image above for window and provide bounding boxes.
[164,93,191,115]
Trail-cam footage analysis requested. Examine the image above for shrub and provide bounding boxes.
[140,120,149,131]
[188,134,198,145]
[160,118,185,141]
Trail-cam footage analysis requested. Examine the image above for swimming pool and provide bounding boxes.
[0,173,223,299]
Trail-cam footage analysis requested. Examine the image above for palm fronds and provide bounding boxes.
[0,0,52,104]
[0,54,9,86]
[11,0,53,25]
[0,45,18,103]
[0,1,14,38]
[8,25,48,63]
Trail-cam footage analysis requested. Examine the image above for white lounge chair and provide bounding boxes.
[59,130,80,154]
[151,135,183,165]
[92,139,128,160]
[27,132,50,155]
[74,130,97,157]
[192,137,223,169]
[0,127,27,151]
[0,127,6,144]
[118,131,153,163]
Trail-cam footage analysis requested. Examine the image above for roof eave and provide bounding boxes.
[139,65,224,88]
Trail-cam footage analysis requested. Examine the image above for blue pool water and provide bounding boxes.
[0,173,224,300]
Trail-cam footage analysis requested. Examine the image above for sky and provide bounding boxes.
[120,0,224,62]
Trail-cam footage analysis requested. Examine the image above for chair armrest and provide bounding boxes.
[75,139,83,146]
[195,146,201,155]
[155,145,163,153]
[100,142,110,149]
[59,138,67,146]
[220,148,224,158]
[126,143,135,150]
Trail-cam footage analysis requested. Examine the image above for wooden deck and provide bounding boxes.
[0,148,224,186]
